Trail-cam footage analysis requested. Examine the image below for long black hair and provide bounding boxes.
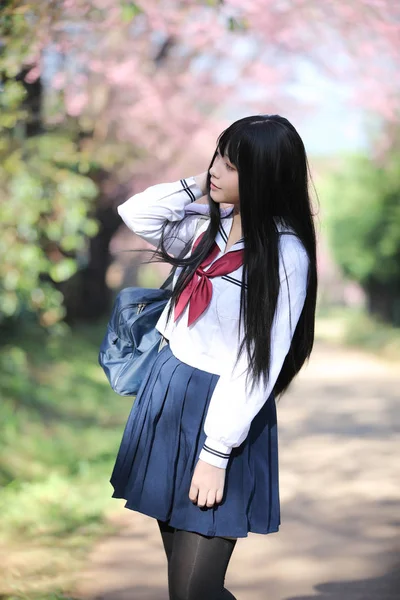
[137,114,318,398]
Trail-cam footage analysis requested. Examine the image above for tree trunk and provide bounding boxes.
[60,175,129,323]
[365,280,400,326]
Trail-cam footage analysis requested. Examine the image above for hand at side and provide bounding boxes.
[189,459,226,508]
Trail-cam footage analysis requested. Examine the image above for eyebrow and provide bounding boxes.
[217,148,233,164]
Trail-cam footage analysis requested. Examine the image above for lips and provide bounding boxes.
[211,181,220,189]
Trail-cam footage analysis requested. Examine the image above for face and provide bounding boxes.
[208,147,240,211]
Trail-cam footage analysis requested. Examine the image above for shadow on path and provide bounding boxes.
[285,563,400,600]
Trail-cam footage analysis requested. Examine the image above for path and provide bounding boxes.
[74,341,400,600]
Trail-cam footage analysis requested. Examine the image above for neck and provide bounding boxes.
[232,210,241,225]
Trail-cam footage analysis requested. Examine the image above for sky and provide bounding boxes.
[221,40,371,158]
[286,62,369,156]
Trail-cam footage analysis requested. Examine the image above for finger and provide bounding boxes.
[206,489,216,508]
[215,487,224,504]
[197,487,208,508]
[189,483,198,503]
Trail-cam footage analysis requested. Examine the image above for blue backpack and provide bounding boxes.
[98,270,174,396]
[98,215,208,396]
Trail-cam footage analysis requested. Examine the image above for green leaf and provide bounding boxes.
[49,259,78,283]
[120,1,143,22]
[82,218,99,237]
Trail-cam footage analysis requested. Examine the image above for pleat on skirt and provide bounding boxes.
[110,341,280,538]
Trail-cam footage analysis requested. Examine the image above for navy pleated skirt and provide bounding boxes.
[110,342,280,538]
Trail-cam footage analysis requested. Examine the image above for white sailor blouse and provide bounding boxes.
[117,177,310,469]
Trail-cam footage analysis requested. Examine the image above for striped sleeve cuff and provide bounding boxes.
[198,437,232,469]
[180,177,202,203]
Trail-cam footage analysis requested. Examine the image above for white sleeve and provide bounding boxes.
[199,237,310,469]
[117,177,204,257]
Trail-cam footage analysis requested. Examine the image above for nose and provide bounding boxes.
[209,165,219,180]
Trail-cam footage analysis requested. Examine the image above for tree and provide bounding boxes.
[1,0,399,329]
[0,81,99,328]
[323,147,400,326]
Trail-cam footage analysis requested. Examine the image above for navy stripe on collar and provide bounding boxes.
[221,274,248,289]
[219,223,244,246]
[218,223,228,242]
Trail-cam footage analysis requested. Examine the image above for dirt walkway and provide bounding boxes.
[74,341,400,600]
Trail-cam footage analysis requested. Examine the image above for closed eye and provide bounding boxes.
[217,149,235,171]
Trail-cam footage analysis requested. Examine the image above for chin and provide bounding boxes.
[210,192,223,202]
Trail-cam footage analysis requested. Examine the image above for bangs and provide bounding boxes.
[216,115,272,169]
[217,125,243,167]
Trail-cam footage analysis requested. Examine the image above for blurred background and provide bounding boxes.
[0,1,399,599]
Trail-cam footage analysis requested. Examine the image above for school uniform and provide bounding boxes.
[110,177,309,538]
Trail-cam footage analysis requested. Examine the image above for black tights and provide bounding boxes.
[157,519,238,600]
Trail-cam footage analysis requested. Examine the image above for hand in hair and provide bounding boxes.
[194,171,208,194]
[189,459,226,508]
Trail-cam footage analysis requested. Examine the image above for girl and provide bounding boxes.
[110,114,318,600]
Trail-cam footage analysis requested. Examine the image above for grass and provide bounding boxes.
[0,321,134,599]
[315,305,400,361]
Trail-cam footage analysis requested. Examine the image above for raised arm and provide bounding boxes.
[117,174,208,257]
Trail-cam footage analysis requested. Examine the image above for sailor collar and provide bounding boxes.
[216,212,244,254]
